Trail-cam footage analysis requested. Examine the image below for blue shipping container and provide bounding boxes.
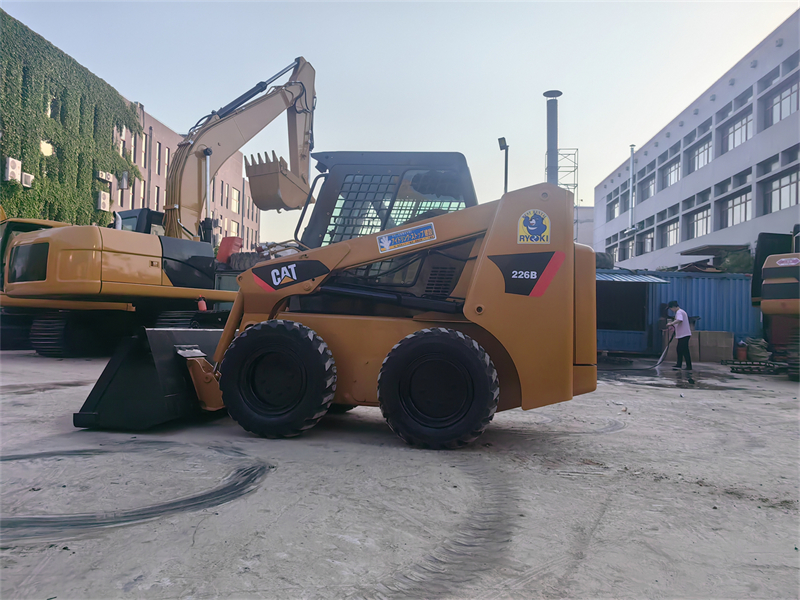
[644,271,761,352]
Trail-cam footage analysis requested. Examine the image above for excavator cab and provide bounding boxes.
[118,208,165,236]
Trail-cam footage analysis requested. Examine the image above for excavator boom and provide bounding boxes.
[164,57,315,240]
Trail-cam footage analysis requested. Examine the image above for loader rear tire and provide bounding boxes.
[219,320,336,438]
[378,327,499,449]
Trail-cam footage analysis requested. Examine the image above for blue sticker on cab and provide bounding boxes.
[377,222,437,253]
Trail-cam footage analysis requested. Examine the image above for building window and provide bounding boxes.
[606,246,618,262]
[660,220,679,248]
[132,136,138,166]
[619,238,634,261]
[639,176,655,203]
[765,171,798,213]
[118,188,124,209]
[231,221,240,237]
[140,179,146,208]
[155,186,161,211]
[688,140,712,175]
[723,191,752,228]
[765,82,799,128]
[225,183,230,208]
[721,112,753,154]
[142,134,147,168]
[638,230,654,255]
[156,142,162,176]
[606,199,619,222]
[661,161,680,189]
[165,147,170,176]
[688,207,710,239]
[232,188,240,214]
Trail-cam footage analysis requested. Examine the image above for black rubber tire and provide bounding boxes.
[327,404,357,414]
[378,327,499,449]
[228,252,264,272]
[219,319,336,438]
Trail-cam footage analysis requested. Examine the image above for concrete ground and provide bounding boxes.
[0,350,798,599]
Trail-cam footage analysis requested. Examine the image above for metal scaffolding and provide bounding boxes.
[545,148,582,241]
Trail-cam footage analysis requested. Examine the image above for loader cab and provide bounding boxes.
[118,208,165,236]
[301,152,478,250]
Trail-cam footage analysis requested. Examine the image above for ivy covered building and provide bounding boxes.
[0,10,261,249]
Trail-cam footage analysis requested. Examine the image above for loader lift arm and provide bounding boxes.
[164,57,315,240]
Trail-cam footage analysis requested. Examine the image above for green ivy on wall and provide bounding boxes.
[0,9,141,225]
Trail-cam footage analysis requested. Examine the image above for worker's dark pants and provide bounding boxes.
[676,336,692,369]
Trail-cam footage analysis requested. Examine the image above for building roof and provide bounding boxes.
[596,270,668,283]
[679,244,750,257]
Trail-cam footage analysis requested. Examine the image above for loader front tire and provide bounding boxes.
[378,328,499,449]
[219,320,336,438]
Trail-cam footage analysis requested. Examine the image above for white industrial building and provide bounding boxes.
[593,11,799,270]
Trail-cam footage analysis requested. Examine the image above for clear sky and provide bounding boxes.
[3,1,797,242]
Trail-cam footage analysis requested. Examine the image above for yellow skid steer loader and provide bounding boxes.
[75,151,597,448]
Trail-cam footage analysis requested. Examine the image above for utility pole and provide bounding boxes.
[498,137,509,194]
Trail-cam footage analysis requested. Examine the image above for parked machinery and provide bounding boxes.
[753,227,800,381]
[75,149,598,449]
[3,58,316,356]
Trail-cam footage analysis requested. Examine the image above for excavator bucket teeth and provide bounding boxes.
[74,328,223,431]
[245,151,310,211]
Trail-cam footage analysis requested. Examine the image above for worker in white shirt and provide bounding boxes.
[667,300,692,370]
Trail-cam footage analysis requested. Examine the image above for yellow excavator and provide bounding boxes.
[752,228,800,381]
[3,58,316,356]
[0,210,130,350]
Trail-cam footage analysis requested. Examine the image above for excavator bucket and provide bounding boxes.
[245,151,312,211]
[74,328,224,431]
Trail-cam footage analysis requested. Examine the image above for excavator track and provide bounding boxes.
[153,311,198,329]
[30,314,124,358]
[30,315,72,357]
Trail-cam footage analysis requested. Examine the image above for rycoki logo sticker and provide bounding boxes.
[518,209,550,244]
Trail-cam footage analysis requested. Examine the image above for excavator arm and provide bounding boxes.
[164,57,315,240]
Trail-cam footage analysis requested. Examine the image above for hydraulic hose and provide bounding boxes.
[601,328,676,371]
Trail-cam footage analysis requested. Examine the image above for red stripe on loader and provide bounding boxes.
[253,273,275,292]
[530,251,565,297]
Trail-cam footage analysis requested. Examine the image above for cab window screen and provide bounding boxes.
[322,174,399,246]
[385,170,466,229]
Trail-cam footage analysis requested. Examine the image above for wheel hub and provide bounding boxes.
[245,349,306,415]
[402,354,473,427]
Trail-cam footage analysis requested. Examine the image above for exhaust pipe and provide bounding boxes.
[544,90,562,185]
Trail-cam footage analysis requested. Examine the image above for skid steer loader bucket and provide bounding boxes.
[74,328,224,430]
[245,151,311,211]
